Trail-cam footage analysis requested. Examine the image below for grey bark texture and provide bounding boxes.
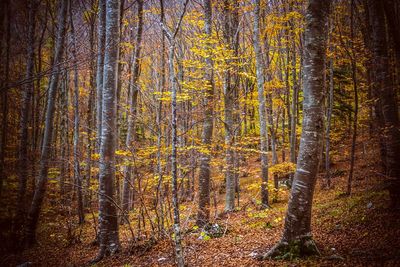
[197,0,215,226]
[95,0,121,260]
[96,0,106,152]
[252,0,269,207]
[223,0,237,212]
[262,0,331,259]
[160,0,189,265]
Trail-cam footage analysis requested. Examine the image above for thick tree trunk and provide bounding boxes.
[94,0,121,260]
[368,0,400,210]
[197,0,215,226]
[252,0,269,207]
[262,0,330,259]
[25,0,68,247]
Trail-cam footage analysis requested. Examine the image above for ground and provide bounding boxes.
[1,137,400,266]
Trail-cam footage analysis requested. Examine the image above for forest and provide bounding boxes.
[0,0,399,266]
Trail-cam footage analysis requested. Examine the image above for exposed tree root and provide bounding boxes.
[258,237,320,261]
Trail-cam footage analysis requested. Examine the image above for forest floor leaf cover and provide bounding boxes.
[2,139,400,266]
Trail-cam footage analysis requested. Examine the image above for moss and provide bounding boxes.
[260,237,320,261]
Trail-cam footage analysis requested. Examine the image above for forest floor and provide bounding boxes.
[2,136,400,266]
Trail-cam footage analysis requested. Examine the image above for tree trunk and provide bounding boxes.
[84,14,96,209]
[347,0,358,196]
[94,0,121,260]
[262,0,330,259]
[368,0,400,210]
[70,6,84,224]
[290,44,298,186]
[325,45,334,189]
[160,1,188,264]
[223,0,235,212]
[121,0,143,224]
[197,0,215,226]
[16,0,36,231]
[25,0,68,247]
[252,0,269,208]
[96,0,106,152]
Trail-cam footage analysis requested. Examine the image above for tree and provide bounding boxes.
[252,0,269,208]
[16,0,36,231]
[121,0,144,225]
[368,0,400,210]
[197,0,215,227]
[346,0,358,196]
[160,1,189,265]
[70,3,84,224]
[94,0,121,261]
[24,0,68,247]
[260,0,331,258]
[223,0,239,212]
[96,0,106,152]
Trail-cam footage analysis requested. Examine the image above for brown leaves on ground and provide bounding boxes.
[2,138,400,266]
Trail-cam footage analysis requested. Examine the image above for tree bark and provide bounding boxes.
[94,0,121,260]
[197,0,215,226]
[253,0,269,208]
[160,1,189,264]
[96,0,106,152]
[262,0,330,259]
[347,0,358,196]
[223,0,236,212]
[368,0,400,210]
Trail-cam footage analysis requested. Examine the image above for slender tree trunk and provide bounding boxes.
[325,47,334,189]
[223,0,235,212]
[197,0,215,226]
[70,6,84,224]
[262,0,330,258]
[25,0,68,247]
[347,0,358,196]
[155,0,166,233]
[121,0,143,224]
[84,15,96,209]
[160,1,189,264]
[252,0,269,207]
[16,0,36,230]
[290,45,298,185]
[96,0,106,152]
